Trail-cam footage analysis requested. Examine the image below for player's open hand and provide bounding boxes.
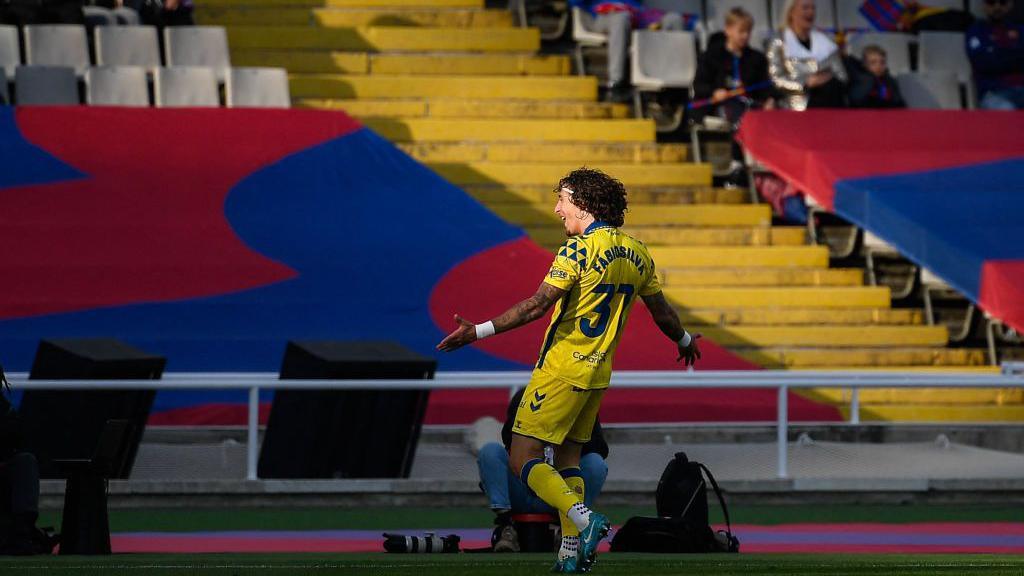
[436,314,477,352]
[676,333,702,367]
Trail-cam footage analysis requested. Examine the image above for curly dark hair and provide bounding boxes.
[555,167,628,227]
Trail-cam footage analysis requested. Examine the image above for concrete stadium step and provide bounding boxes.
[497,205,771,228]
[660,267,862,286]
[227,26,539,52]
[677,308,922,326]
[400,142,684,164]
[431,162,706,185]
[649,244,825,267]
[289,75,596,100]
[663,286,892,308]
[198,7,513,28]
[811,387,1024,405]
[697,326,948,348]
[303,99,624,118]
[738,347,988,368]
[202,0,484,6]
[236,52,571,75]
[468,186,743,205]
[526,227,805,248]
[362,119,652,142]
[854,404,1024,422]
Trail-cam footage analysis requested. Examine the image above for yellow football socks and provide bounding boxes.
[523,459,582,519]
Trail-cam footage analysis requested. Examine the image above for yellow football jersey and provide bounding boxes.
[537,222,661,390]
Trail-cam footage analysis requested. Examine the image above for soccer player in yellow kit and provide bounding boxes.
[438,168,701,572]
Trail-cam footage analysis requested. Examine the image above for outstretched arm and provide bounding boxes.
[436,282,566,352]
[641,291,701,366]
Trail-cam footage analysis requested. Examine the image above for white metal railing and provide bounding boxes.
[8,367,1024,481]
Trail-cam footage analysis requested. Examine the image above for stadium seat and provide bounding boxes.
[154,66,219,107]
[14,65,79,106]
[897,71,962,109]
[24,25,91,76]
[95,26,161,69]
[570,7,606,76]
[847,32,913,75]
[164,26,230,83]
[83,5,117,27]
[921,267,975,344]
[771,0,836,30]
[86,66,149,107]
[226,67,290,108]
[630,30,696,128]
[918,31,970,82]
[0,24,20,80]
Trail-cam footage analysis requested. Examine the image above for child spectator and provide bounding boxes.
[967,0,1024,110]
[848,45,905,108]
[693,7,772,182]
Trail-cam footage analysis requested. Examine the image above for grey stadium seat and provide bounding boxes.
[0,25,20,80]
[771,0,836,30]
[83,5,117,27]
[847,32,913,75]
[898,71,962,109]
[15,65,79,106]
[96,26,161,69]
[918,31,971,82]
[86,66,149,107]
[630,30,696,128]
[227,67,290,108]
[155,66,219,107]
[24,25,90,75]
[164,26,230,82]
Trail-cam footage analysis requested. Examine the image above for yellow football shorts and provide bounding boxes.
[511,369,606,445]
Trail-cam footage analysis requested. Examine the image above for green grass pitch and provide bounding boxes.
[2,553,1024,576]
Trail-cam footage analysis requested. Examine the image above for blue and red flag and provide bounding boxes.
[738,110,1024,335]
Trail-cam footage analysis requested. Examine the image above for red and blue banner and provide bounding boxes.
[738,110,1024,335]
[0,107,836,424]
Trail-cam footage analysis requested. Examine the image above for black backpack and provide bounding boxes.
[610,452,739,553]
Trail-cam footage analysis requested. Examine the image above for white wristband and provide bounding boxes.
[678,331,692,348]
[475,321,496,340]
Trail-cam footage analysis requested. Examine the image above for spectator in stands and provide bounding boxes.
[693,7,772,181]
[967,0,1024,110]
[767,0,847,110]
[0,369,49,556]
[476,388,608,552]
[570,0,692,103]
[848,45,906,108]
[134,0,193,26]
[0,0,84,25]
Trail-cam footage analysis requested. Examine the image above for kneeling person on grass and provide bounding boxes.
[438,167,701,572]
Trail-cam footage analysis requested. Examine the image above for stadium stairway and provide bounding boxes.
[194,0,1017,422]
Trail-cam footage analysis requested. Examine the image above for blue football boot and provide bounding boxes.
[577,512,610,571]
